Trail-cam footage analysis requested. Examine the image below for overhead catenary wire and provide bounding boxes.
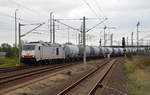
[55,18,104,20]
[93,0,107,18]
[81,0,101,20]
[87,18,108,32]
[0,11,38,23]
[21,22,45,37]
[55,20,81,32]
[2,0,49,26]
[8,0,48,18]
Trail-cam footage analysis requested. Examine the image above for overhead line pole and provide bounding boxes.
[81,22,83,44]
[53,16,55,43]
[137,21,140,52]
[79,33,81,45]
[50,12,53,43]
[104,26,107,46]
[18,23,21,65]
[67,28,70,43]
[131,32,133,47]
[83,16,86,70]
[111,33,113,46]
[127,37,128,46]
[15,9,18,47]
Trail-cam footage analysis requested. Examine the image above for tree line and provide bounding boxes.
[0,43,18,58]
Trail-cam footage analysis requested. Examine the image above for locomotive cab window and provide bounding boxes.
[23,45,35,51]
[38,46,40,50]
[56,48,59,55]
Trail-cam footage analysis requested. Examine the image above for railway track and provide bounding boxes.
[0,63,78,90]
[0,59,103,74]
[88,60,116,95]
[0,65,36,73]
[57,59,116,95]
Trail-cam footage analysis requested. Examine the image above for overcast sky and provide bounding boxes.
[0,0,150,46]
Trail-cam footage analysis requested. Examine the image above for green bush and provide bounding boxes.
[0,43,18,58]
[127,55,133,60]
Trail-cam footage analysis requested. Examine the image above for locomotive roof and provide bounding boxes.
[24,42,62,47]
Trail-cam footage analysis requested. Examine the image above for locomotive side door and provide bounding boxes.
[39,46,43,60]
[38,46,41,60]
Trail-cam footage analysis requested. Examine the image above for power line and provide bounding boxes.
[0,11,38,23]
[8,0,47,17]
[81,0,101,20]
[93,0,106,18]
[20,22,45,37]
[55,20,81,32]
[87,18,108,32]
[55,18,104,20]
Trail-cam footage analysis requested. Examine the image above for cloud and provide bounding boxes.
[0,0,150,46]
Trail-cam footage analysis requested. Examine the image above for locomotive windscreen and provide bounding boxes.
[23,45,35,51]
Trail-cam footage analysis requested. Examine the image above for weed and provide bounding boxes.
[127,55,133,60]
[0,57,23,68]
[88,62,97,65]
[53,78,65,82]
[125,56,150,95]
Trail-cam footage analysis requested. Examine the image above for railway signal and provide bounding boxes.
[122,37,125,48]
[122,37,126,54]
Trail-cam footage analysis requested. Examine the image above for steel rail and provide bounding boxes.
[57,59,111,95]
[0,64,62,80]
[0,66,34,73]
[0,63,75,85]
[88,59,116,95]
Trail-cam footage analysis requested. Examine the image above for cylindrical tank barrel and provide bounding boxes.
[64,44,79,58]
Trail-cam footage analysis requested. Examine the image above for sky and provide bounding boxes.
[0,0,150,46]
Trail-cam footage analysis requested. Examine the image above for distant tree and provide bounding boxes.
[65,42,73,45]
[5,48,14,57]
[0,47,2,52]
[0,43,18,58]
[1,43,11,52]
[38,40,44,42]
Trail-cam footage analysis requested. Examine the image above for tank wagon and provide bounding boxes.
[78,45,91,58]
[99,47,107,57]
[90,46,100,58]
[105,47,113,57]
[64,44,79,61]
[21,42,139,65]
[112,48,119,57]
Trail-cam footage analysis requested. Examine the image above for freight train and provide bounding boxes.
[21,42,145,65]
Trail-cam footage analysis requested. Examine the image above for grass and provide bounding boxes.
[127,69,150,95]
[53,78,65,83]
[0,57,22,68]
[126,55,133,60]
[88,62,97,65]
[87,59,103,65]
[125,56,150,95]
